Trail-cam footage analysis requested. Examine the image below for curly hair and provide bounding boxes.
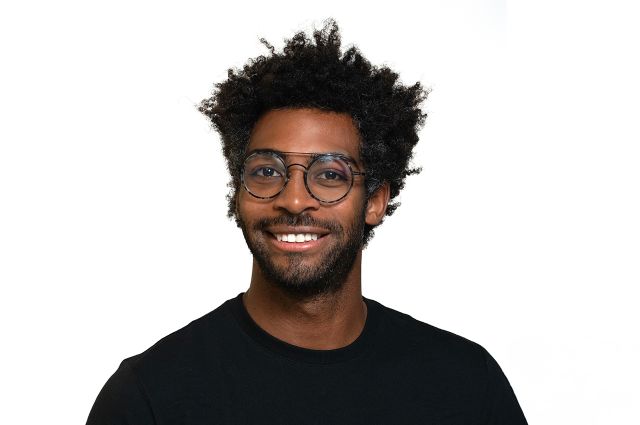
[199,19,428,244]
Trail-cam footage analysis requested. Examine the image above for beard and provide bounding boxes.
[237,207,366,301]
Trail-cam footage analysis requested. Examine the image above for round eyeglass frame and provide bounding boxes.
[240,150,366,204]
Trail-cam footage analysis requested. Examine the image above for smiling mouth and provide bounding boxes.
[274,233,320,242]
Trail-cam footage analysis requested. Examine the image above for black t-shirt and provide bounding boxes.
[87,293,527,424]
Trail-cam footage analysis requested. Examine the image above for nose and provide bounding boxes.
[272,165,320,215]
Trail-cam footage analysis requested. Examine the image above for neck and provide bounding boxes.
[242,252,367,350]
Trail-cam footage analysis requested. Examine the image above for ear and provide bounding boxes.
[365,182,390,226]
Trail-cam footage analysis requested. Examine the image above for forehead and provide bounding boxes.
[247,108,361,160]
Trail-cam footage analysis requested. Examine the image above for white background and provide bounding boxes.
[1,1,639,424]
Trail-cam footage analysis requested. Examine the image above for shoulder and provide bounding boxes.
[87,298,241,424]
[369,298,490,371]
[369,298,527,423]
[121,297,236,379]
[371,298,486,351]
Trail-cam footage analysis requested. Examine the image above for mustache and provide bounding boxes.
[254,214,342,232]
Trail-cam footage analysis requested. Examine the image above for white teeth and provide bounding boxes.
[276,233,320,243]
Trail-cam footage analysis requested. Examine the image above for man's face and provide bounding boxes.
[236,108,367,299]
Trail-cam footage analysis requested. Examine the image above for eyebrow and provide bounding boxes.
[246,148,360,165]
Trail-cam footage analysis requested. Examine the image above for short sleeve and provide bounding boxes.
[86,360,156,425]
[481,349,528,425]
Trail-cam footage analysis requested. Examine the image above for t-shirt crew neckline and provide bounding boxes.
[227,292,380,365]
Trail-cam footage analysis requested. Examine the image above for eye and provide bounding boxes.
[252,167,282,178]
[312,168,349,188]
[317,170,346,181]
[310,156,351,187]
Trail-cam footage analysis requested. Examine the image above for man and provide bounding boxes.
[87,20,527,424]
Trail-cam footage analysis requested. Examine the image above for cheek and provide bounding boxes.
[236,191,258,229]
[329,197,367,226]
[236,191,278,230]
[237,189,258,216]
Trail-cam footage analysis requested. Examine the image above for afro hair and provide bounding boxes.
[199,19,428,244]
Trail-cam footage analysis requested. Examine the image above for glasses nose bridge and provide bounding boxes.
[285,161,309,174]
[282,162,310,194]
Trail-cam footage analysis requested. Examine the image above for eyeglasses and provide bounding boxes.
[241,150,366,204]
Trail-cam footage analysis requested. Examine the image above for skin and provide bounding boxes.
[238,108,390,350]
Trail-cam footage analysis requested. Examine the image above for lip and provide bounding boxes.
[263,226,330,253]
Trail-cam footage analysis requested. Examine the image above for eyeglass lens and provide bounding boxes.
[242,153,354,202]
